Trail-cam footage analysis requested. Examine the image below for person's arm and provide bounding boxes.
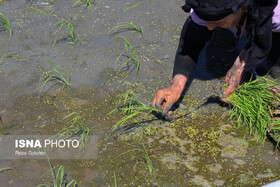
[152,74,187,115]
[173,16,213,79]
[223,0,277,100]
[244,0,277,70]
[223,49,247,100]
[153,16,213,115]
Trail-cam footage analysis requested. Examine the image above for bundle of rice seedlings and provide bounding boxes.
[227,77,280,145]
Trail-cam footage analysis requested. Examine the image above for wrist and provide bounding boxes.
[170,74,187,93]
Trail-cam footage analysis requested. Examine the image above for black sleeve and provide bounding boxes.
[245,0,278,70]
[173,17,213,78]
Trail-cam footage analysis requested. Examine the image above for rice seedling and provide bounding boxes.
[140,140,152,174]
[0,12,12,38]
[38,156,77,187]
[59,112,90,147]
[109,22,142,34]
[52,17,81,48]
[113,171,117,187]
[40,57,70,97]
[108,91,160,131]
[269,120,280,147]
[72,0,92,8]
[123,0,154,10]
[123,1,144,10]
[0,52,28,65]
[114,138,153,175]
[0,167,13,173]
[227,77,280,144]
[115,35,140,73]
[28,7,55,17]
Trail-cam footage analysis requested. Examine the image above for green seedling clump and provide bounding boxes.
[40,58,70,97]
[108,91,160,131]
[114,139,153,175]
[227,77,280,145]
[0,12,12,38]
[52,17,81,48]
[109,22,143,34]
[72,0,92,7]
[60,112,90,147]
[38,157,77,187]
[115,35,140,73]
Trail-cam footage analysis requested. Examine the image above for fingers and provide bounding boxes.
[152,90,175,115]
[162,98,174,115]
[152,90,165,111]
[152,92,162,108]
[225,70,231,83]
[225,69,232,83]
[224,83,236,98]
[152,96,156,108]
[155,96,164,111]
[220,97,230,104]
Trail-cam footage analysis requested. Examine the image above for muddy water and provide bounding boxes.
[0,0,279,186]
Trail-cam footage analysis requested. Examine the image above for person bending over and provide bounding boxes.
[153,0,280,115]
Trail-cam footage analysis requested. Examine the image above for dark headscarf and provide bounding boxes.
[182,0,249,21]
[182,0,278,70]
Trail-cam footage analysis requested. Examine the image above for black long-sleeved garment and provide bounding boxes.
[173,17,213,78]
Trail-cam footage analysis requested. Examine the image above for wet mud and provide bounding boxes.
[0,0,279,186]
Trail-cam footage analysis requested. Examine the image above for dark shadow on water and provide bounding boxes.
[111,117,163,136]
[110,109,180,136]
[266,134,280,151]
[117,54,139,74]
[191,27,242,81]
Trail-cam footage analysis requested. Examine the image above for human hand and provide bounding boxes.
[223,49,247,102]
[152,87,181,115]
[152,75,187,116]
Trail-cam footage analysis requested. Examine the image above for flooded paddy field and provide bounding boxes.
[0,0,279,186]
